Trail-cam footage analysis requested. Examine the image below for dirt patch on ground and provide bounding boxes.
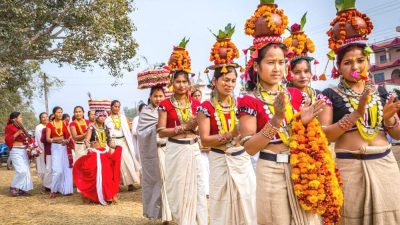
[0,166,168,225]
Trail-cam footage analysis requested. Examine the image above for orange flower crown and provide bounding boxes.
[242,0,289,83]
[326,0,373,53]
[205,24,243,74]
[167,37,192,74]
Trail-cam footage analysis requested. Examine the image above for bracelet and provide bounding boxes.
[338,114,355,130]
[174,125,184,134]
[239,135,252,146]
[384,117,399,130]
[156,127,166,132]
[261,122,279,139]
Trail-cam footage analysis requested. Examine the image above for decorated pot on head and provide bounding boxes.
[325,0,374,80]
[242,0,289,85]
[284,12,319,83]
[137,64,171,89]
[205,23,243,76]
[167,37,192,74]
[165,37,193,94]
[88,98,111,112]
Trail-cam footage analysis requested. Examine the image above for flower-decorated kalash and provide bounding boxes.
[325,0,373,80]
[284,13,326,106]
[239,1,342,225]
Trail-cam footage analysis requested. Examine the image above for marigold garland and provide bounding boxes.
[327,9,373,51]
[290,113,343,224]
[244,3,289,37]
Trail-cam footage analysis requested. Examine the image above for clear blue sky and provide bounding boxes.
[33,0,400,116]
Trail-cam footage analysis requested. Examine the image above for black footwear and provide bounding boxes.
[127,185,134,192]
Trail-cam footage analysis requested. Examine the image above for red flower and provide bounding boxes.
[291,23,301,32]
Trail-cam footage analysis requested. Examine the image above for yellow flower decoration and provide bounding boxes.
[289,113,343,225]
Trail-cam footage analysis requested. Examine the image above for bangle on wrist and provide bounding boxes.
[239,135,252,146]
[261,122,279,139]
[384,117,399,130]
[338,114,355,130]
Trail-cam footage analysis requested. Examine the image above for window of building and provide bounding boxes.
[380,55,387,64]
[374,73,385,82]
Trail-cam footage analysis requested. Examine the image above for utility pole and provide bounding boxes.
[42,73,49,114]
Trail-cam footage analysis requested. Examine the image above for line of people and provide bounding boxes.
[3,1,400,225]
[5,100,142,202]
[136,1,400,225]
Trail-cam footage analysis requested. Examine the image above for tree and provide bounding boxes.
[0,62,39,132]
[0,0,138,79]
[0,0,138,130]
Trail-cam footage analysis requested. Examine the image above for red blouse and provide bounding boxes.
[46,121,70,139]
[4,123,27,149]
[237,87,302,134]
[159,98,201,128]
[70,120,89,135]
[198,100,233,135]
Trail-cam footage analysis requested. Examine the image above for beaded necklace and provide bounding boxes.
[171,95,191,124]
[93,124,107,148]
[337,79,383,141]
[211,95,237,148]
[255,83,295,145]
[111,115,121,129]
[53,120,64,137]
[212,96,237,133]
[75,119,87,135]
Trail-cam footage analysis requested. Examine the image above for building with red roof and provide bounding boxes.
[370,37,400,90]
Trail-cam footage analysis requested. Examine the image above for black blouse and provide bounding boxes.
[322,85,389,124]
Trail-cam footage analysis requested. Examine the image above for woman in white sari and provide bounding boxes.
[105,100,141,191]
[5,112,34,196]
[46,106,74,198]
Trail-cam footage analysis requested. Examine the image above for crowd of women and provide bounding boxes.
[3,0,400,224]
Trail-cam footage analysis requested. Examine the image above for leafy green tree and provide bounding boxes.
[0,0,138,78]
[0,0,138,131]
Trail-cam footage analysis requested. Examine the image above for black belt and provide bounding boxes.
[392,143,400,146]
[114,136,125,139]
[211,148,245,156]
[259,151,290,163]
[168,137,198,145]
[75,142,84,145]
[336,149,391,160]
[269,140,283,145]
[158,143,166,147]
